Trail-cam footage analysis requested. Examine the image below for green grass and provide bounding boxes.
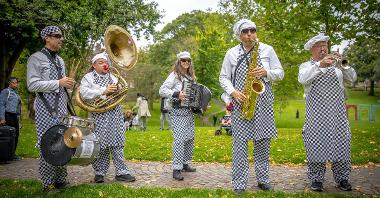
[15,88,380,164]
[0,179,358,198]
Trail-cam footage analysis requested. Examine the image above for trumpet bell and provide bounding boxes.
[105,25,138,70]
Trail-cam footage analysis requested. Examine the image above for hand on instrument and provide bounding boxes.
[104,84,118,95]
[231,90,246,104]
[59,77,75,88]
[320,57,335,68]
[179,91,186,101]
[0,119,5,126]
[252,67,267,78]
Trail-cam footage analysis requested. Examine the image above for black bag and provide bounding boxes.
[0,126,16,162]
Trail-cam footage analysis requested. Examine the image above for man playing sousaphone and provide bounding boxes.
[219,19,284,195]
[79,52,135,183]
[298,33,357,192]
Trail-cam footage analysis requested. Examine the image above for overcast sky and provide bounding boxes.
[135,0,220,47]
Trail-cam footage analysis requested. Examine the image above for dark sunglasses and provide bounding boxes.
[241,28,256,34]
[49,34,63,38]
[180,59,191,63]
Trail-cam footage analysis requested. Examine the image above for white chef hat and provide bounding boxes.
[233,19,256,40]
[304,33,329,50]
[176,51,191,59]
[91,52,108,64]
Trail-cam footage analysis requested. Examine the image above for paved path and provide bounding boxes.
[1,158,379,196]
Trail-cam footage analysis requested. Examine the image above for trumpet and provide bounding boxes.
[323,52,350,70]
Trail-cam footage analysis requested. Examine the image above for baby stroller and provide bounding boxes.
[215,114,232,136]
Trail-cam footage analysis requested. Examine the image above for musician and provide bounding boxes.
[80,52,135,183]
[159,51,197,181]
[219,19,284,194]
[298,33,357,192]
[27,26,74,192]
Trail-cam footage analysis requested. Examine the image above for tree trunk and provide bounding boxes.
[369,80,375,96]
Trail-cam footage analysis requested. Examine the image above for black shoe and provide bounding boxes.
[173,170,184,181]
[115,174,136,182]
[311,181,323,192]
[43,184,57,193]
[336,180,352,191]
[94,175,104,183]
[234,189,245,195]
[182,164,196,172]
[54,181,69,189]
[13,155,22,161]
[258,183,272,191]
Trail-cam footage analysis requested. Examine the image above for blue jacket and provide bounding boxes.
[0,87,21,119]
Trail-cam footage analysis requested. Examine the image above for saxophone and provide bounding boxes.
[241,40,265,120]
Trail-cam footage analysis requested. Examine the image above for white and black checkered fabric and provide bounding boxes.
[34,53,68,188]
[35,56,68,148]
[38,153,67,187]
[307,161,351,183]
[92,146,130,176]
[230,45,275,190]
[302,67,351,162]
[232,138,271,189]
[169,108,195,170]
[40,26,61,38]
[90,71,125,149]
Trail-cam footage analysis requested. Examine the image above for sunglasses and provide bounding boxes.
[180,59,191,63]
[241,28,256,34]
[49,34,63,38]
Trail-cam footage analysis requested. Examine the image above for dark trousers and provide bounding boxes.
[5,112,19,157]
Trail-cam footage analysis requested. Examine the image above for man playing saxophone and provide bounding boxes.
[79,52,135,183]
[219,19,284,195]
[298,33,356,192]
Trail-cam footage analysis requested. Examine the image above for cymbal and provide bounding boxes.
[63,127,83,148]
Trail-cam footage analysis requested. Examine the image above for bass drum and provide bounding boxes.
[41,116,100,166]
[60,116,100,166]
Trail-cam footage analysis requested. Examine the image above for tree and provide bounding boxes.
[0,0,162,89]
[345,39,380,96]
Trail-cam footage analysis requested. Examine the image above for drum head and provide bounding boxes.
[41,125,75,166]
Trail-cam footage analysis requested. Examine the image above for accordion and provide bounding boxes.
[180,80,212,114]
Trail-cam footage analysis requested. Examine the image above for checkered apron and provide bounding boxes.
[89,71,125,149]
[89,71,130,176]
[168,95,195,170]
[34,50,68,187]
[231,46,276,189]
[303,67,351,162]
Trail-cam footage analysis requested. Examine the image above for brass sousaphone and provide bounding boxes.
[75,25,138,112]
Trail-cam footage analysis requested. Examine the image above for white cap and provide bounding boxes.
[304,33,329,50]
[91,52,108,64]
[176,51,191,59]
[233,19,256,40]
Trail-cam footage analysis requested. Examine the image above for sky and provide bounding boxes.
[134,0,220,48]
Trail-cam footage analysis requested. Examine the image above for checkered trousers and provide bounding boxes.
[89,71,125,149]
[169,108,195,170]
[307,161,351,183]
[92,146,130,176]
[303,67,351,162]
[34,53,68,187]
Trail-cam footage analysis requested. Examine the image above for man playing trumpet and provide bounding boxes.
[80,52,135,183]
[298,33,357,192]
[219,19,284,194]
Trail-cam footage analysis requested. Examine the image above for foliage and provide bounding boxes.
[0,0,162,89]
[344,39,380,95]
[0,179,354,198]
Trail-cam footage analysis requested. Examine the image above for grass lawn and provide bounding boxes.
[16,88,379,164]
[0,179,356,198]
